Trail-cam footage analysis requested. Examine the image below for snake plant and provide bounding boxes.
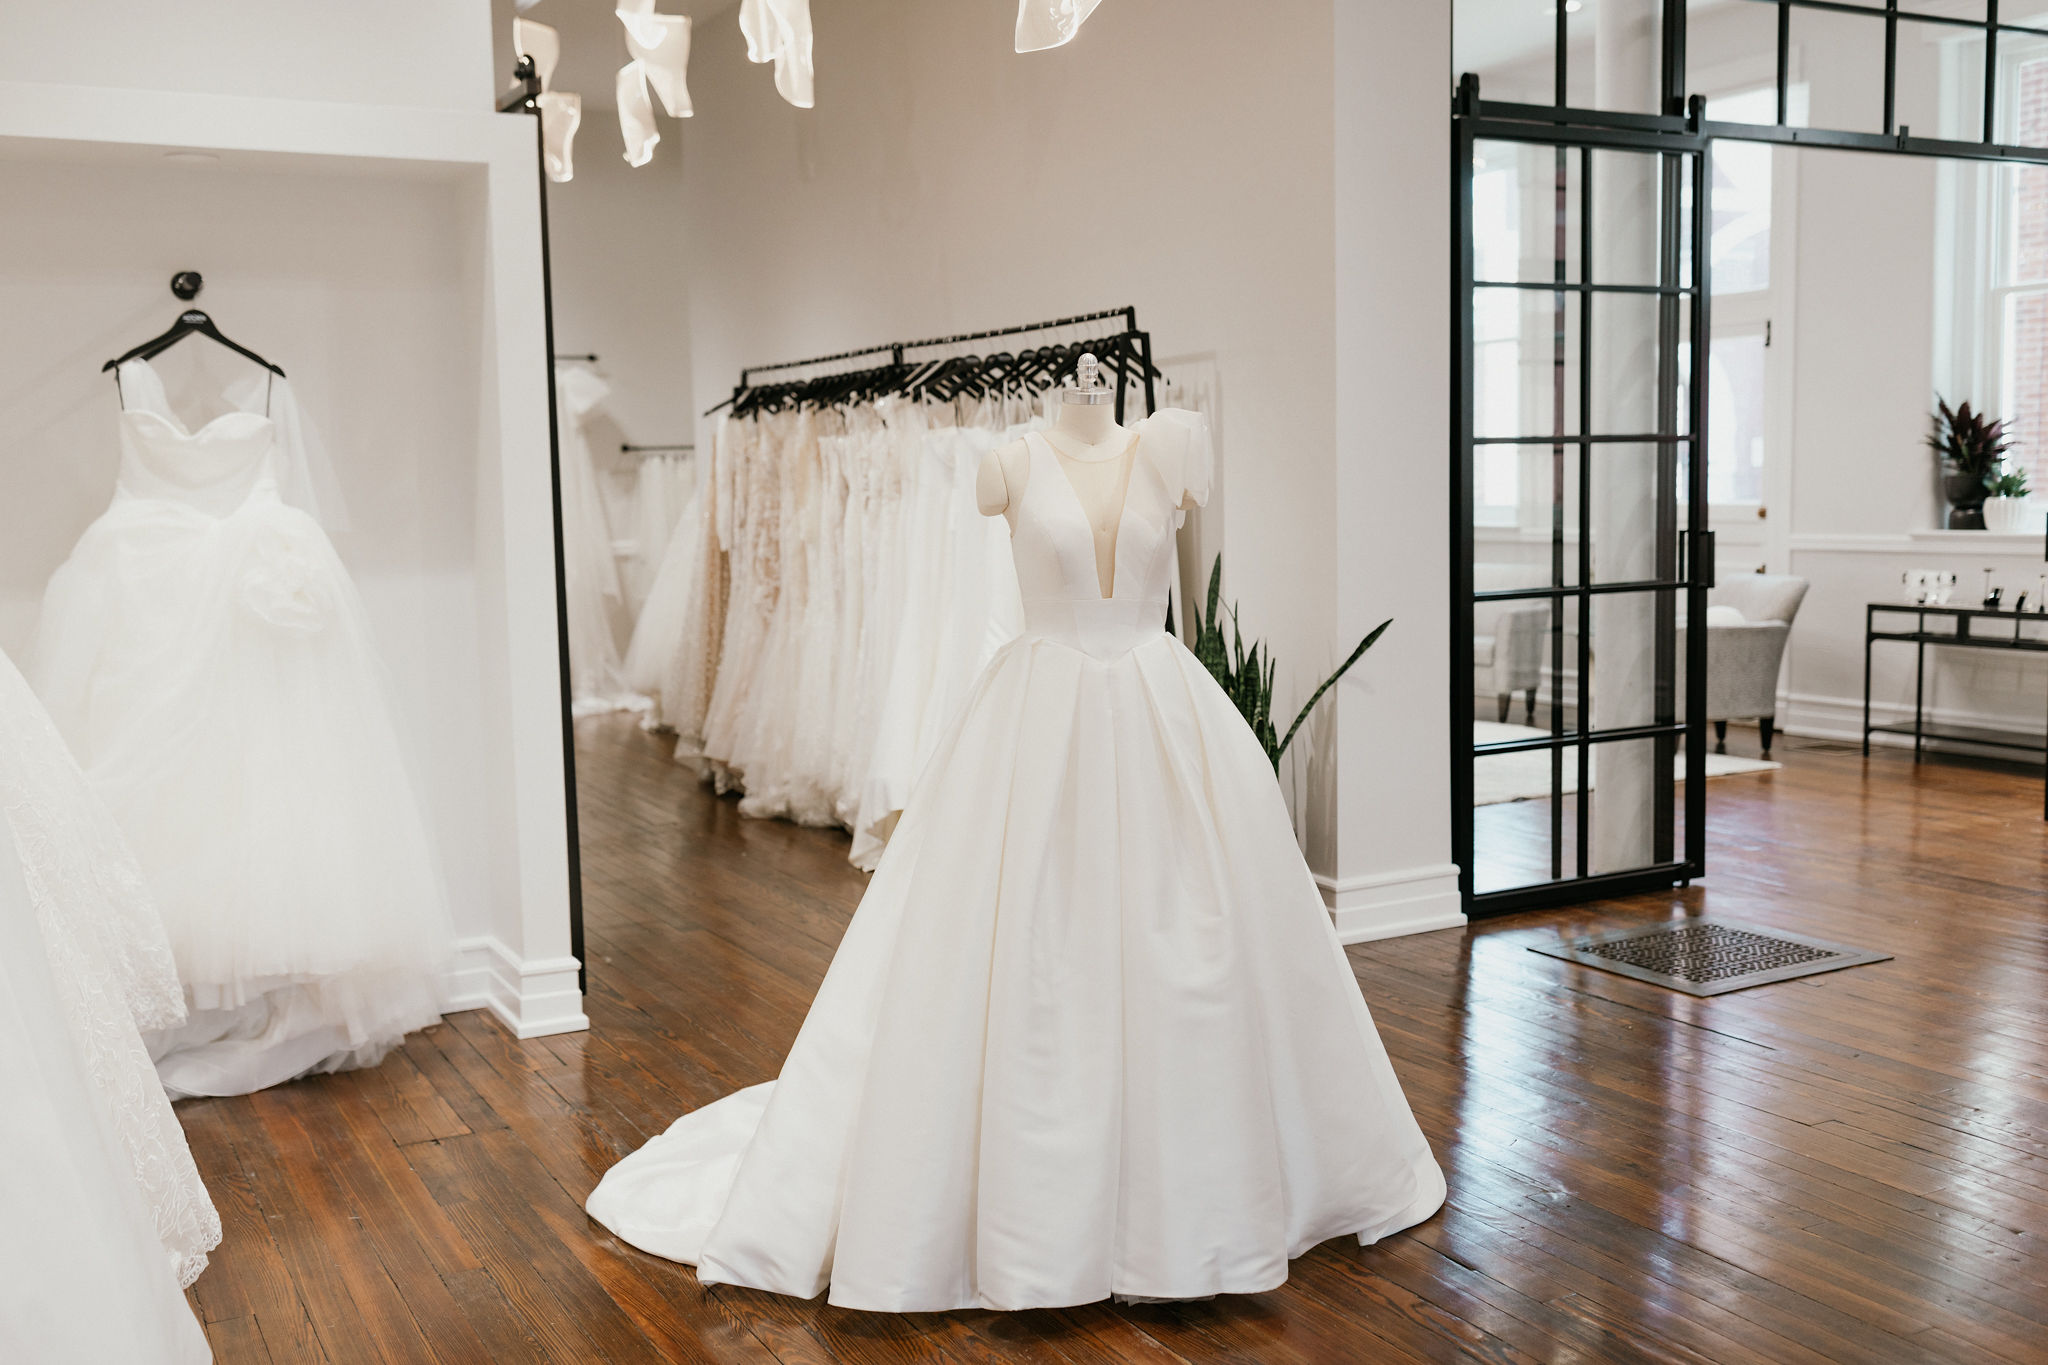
[1190,554,1392,772]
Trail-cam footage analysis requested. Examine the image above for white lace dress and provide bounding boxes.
[1,644,217,1361]
[32,358,456,1098]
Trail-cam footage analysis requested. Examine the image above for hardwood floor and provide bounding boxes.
[178,718,2048,1364]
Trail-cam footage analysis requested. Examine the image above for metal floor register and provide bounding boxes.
[1529,921,1892,997]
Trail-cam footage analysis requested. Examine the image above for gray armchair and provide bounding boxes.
[1474,563,1550,724]
[1700,574,1808,757]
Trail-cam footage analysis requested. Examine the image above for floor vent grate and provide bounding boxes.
[1528,920,1892,996]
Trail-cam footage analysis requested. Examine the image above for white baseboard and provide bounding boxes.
[1315,863,1467,944]
[1781,689,2047,751]
[446,935,589,1039]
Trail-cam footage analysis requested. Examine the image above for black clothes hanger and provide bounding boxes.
[712,310,1163,423]
[103,308,286,378]
[103,272,286,379]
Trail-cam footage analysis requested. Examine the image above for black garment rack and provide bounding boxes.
[712,305,1159,422]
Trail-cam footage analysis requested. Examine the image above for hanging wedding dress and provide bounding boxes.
[586,410,1446,1311]
[32,357,456,1099]
[0,645,215,1362]
[624,475,703,730]
[556,361,645,716]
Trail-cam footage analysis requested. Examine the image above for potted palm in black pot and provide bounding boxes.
[1928,398,2015,529]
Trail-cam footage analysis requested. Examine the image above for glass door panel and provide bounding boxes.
[1457,114,1708,915]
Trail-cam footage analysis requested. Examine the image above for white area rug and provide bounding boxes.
[1473,721,1781,805]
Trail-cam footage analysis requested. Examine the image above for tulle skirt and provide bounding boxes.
[587,612,1445,1311]
[33,488,454,1098]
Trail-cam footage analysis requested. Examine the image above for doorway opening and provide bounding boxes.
[1453,0,2048,917]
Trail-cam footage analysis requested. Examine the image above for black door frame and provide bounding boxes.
[1451,0,2048,919]
[1452,86,1711,917]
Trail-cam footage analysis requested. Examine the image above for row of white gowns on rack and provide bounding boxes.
[1,643,217,1362]
[631,396,1044,868]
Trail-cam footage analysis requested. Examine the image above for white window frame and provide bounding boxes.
[1986,31,2048,493]
[1692,55,1805,572]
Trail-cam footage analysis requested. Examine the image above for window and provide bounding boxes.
[1700,85,1786,508]
[1709,87,1777,296]
[1473,159,1525,527]
[1994,43,2048,490]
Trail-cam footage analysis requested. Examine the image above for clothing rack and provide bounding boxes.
[621,442,695,455]
[714,305,1157,422]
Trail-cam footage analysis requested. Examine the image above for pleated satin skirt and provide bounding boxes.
[587,611,1445,1311]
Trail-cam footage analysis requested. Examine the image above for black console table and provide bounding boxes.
[1863,602,2048,819]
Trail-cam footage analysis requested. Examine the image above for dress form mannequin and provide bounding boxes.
[976,353,1190,599]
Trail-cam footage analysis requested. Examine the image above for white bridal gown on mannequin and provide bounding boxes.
[587,409,1446,1311]
[32,357,456,1099]
[0,645,217,1363]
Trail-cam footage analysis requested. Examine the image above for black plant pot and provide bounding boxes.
[1944,469,1988,529]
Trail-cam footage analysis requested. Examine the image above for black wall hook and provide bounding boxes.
[171,271,203,301]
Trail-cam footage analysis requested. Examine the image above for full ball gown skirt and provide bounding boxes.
[587,411,1446,1311]
[0,648,214,1363]
[33,359,455,1099]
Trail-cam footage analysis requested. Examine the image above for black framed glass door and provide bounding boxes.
[1452,85,1712,915]
[1450,0,2048,918]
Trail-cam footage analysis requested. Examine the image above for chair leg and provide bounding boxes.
[1524,687,1537,724]
[1760,716,1775,758]
[1497,694,1510,723]
[1713,720,1728,753]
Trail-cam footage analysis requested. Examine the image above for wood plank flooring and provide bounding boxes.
[177,719,2048,1363]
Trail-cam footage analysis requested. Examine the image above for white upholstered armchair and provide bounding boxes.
[1474,563,1550,724]
[1697,574,1809,757]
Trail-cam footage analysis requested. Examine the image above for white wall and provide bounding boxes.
[1331,0,1464,937]
[0,2,494,111]
[0,151,503,960]
[549,135,694,446]
[678,0,1348,841]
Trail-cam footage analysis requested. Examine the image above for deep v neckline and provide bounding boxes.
[1038,428,1140,601]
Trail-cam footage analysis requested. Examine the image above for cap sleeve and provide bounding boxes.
[1142,407,1213,516]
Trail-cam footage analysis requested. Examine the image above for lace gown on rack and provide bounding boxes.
[586,410,1445,1312]
[0,645,216,1362]
[32,358,456,1099]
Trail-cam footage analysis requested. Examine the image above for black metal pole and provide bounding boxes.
[1684,106,1712,875]
[508,75,588,997]
[1777,2,1792,126]
[1862,606,1874,757]
[1574,143,1593,882]
[1985,0,2001,144]
[1451,81,1479,910]
[1884,0,1900,136]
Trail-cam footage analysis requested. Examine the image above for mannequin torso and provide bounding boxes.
[977,400,1194,600]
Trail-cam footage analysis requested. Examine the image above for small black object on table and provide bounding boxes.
[1863,601,2048,819]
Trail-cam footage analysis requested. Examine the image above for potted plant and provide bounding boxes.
[1984,465,2033,534]
[1927,398,2015,529]
[1190,555,1391,773]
